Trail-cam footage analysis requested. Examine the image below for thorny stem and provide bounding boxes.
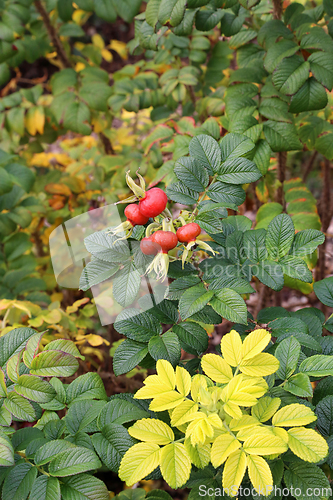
[303,150,318,183]
[34,0,72,69]
[276,152,287,207]
[316,159,332,284]
[272,0,283,19]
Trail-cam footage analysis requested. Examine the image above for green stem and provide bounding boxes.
[192,173,218,217]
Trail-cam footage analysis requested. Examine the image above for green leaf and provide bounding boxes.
[158,0,186,26]
[284,373,313,398]
[63,102,91,135]
[97,397,149,428]
[57,0,73,21]
[148,332,181,366]
[112,262,141,308]
[289,77,328,113]
[66,372,108,404]
[94,0,117,22]
[218,157,261,184]
[60,473,109,500]
[174,157,209,191]
[266,214,295,260]
[0,327,36,369]
[29,476,61,500]
[259,97,292,122]
[243,228,267,262]
[314,276,333,307]
[263,121,302,151]
[219,133,255,161]
[84,231,130,263]
[166,276,201,300]
[0,168,13,195]
[272,55,310,95]
[44,339,84,360]
[3,392,36,422]
[275,336,301,380]
[279,255,313,283]
[207,181,245,206]
[264,39,299,73]
[251,260,284,291]
[51,68,77,96]
[284,463,330,500]
[210,288,247,324]
[308,52,333,91]
[166,181,199,205]
[79,82,112,112]
[300,26,333,52]
[179,284,214,320]
[195,9,224,31]
[93,423,136,472]
[252,139,271,175]
[315,395,333,437]
[0,434,14,466]
[34,440,76,466]
[146,0,162,27]
[49,447,101,477]
[299,355,333,378]
[65,400,106,434]
[291,229,325,256]
[15,374,56,403]
[30,350,79,377]
[2,463,37,500]
[114,309,162,341]
[172,322,208,355]
[113,339,149,376]
[189,134,222,174]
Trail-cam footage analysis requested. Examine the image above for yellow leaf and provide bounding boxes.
[243,433,288,456]
[160,442,191,489]
[184,437,210,469]
[201,353,233,383]
[224,401,243,419]
[25,106,45,136]
[156,359,176,390]
[170,400,198,427]
[175,366,191,397]
[149,391,185,412]
[221,329,243,367]
[190,374,208,402]
[229,415,260,432]
[129,418,174,445]
[252,397,281,422]
[271,426,289,443]
[101,49,113,62]
[92,33,105,49]
[222,449,247,497]
[211,434,241,468]
[186,414,215,446]
[119,442,161,486]
[242,329,271,361]
[272,403,317,427]
[240,353,279,377]
[247,455,273,496]
[135,382,172,400]
[66,298,89,313]
[75,62,86,72]
[236,425,273,442]
[109,40,128,60]
[287,427,328,462]
[86,334,110,347]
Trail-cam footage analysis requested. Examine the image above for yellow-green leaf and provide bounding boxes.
[247,454,273,495]
[156,359,176,389]
[272,403,317,427]
[149,391,185,412]
[201,353,233,383]
[222,449,247,497]
[243,433,288,456]
[128,418,174,445]
[242,329,271,360]
[175,366,191,397]
[160,442,191,489]
[252,397,281,422]
[287,427,328,462]
[119,442,161,486]
[221,329,243,367]
[170,400,198,427]
[184,437,210,469]
[211,434,241,468]
[240,353,279,376]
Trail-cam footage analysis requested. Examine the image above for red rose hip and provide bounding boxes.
[140,236,161,255]
[151,230,178,253]
[124,204,149,226]
[138,188,168,218]
[176,223,201,243]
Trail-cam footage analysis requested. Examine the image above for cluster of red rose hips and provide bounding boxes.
[110,172,214,281]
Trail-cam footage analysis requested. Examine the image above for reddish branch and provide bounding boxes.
[316,159,332,282]
[34,0,72,69]
[276,152,287,206]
